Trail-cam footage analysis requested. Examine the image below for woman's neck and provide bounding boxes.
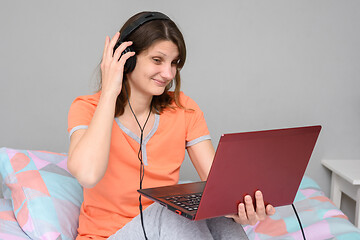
[125,91,153,117]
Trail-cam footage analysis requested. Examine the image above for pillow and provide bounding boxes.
[0,147,83,240]
[0,198,29,239]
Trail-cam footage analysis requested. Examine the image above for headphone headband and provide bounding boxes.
[120,12,170,42]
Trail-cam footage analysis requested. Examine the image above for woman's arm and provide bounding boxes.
[187,139,275,225]
[67,93,117,188]
[67,33,134,188]
[187,139,215,181]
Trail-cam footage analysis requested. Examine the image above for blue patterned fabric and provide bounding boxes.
[0,147,83,240]
[243,176,360,239]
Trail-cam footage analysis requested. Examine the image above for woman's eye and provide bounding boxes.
[153,58,161,64]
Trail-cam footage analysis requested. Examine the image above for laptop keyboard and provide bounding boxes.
[165,193,202,211]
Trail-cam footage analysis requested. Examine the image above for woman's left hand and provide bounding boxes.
[225,190,276,225]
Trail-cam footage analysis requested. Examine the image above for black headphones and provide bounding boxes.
[113,12,171,73]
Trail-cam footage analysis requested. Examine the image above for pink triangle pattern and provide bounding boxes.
[6,148,19,163]
[56,159,69,172]
[28,151,51,170]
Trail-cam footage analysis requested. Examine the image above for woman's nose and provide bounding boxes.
[160,63,176,80]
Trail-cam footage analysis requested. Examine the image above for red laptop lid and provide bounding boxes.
[195,125,321,220]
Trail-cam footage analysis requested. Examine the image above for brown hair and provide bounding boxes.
[98,11,187,117]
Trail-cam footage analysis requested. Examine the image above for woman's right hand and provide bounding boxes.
[100,32,135,98]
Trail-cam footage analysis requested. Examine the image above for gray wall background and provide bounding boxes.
[1,0,359,223]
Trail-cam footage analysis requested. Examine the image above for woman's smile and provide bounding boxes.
[152,78,169,87]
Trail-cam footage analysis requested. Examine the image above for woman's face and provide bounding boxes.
[126,40,179,98]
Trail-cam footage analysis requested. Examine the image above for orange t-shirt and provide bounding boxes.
[67,91,210,239]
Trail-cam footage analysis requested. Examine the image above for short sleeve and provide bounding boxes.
[182,93,211,147]
[67,92,100,137]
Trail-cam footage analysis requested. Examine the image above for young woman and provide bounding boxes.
[67,11,275,240]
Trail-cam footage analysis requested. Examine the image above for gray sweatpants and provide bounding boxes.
[108,203,249,240]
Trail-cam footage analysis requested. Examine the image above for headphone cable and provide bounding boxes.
[124,85,151,240]
[292,203,306,240]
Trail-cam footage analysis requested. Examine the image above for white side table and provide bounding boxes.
[321,159,360,228]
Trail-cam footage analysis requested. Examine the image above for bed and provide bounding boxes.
[1,147,360,239]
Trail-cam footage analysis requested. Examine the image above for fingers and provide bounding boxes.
[266,204,276,215]
[101,33,118,70]
[255,191,266,220]
[107,32,120,58]
[102,32,133,62]
[102,35,110,61]
[230,191,275,226]
[113,41,133,63]
[101,32,134,73]
[230,197,257,225]
[118,51,135,65]
[237,202,248,223]
[102,32,119,61]
[244,195,258,225]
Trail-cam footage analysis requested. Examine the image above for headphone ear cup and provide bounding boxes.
[123,45,136,74]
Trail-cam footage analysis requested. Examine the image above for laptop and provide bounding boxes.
[138,125,321,221]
